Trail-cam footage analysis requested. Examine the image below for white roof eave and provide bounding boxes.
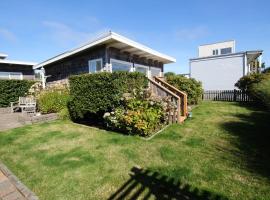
[0,59,37,66]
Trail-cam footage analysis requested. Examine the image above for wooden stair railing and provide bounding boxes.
[154,76,188,120]
[148,77,187,124]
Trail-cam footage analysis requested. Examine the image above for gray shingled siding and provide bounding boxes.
[0,63,34,80]
[44,45,164,82]
[45,45,106,82]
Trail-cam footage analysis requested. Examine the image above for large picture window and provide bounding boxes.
[134,64,149,76]
[150,67,161,77]
[110,59,133,72]
[0,72,22,80]
[89,58,103,73]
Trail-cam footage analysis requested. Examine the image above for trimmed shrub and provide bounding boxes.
[68,72,148,120]
[235,73,265,92]
[104,92,166,136]
[164,73,203,104]
[37,88,69,114]
[58,108,70,120]
[0,80,35,107]
[250,78,270,109]
[235,72,270,109]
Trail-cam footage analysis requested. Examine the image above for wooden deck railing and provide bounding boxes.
[154,77,188,119]
[148,77,188,123]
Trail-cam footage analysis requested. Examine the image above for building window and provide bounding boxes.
[110,59,133,72]
[0,72,22,80]
[220,47,232,55]
[134,64,149,76]
[150,67,161,77]
[89,58,103,73]
[212,49,218,55]
[34,69,42,80]
[9,73,23,80]
[0,72,10,79]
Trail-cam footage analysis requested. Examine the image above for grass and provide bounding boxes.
[0,101,270,199]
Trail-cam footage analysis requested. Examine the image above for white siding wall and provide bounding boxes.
[198,41,235,57]
[190,55,244,90]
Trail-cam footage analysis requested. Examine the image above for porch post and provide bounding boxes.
[41,67,46,89]
[105,47,113,72]
[259,54,262,73]
[244,53,248,75]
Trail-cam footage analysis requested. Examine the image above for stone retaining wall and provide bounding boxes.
[29,113,59,124]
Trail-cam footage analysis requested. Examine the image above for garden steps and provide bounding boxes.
[149,76,188,124]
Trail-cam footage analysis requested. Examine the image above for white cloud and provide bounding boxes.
[42,20,109,46]
[0,28,17,42]
[175,26,209,40]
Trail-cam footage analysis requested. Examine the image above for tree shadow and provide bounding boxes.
[108,167,227,200]
[220,104,270,179]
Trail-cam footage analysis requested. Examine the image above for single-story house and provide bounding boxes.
[33,31,176,87]
[189,40,263,90]
[0,53,37,80]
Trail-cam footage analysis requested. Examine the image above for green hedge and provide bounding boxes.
[0,80,35,107]
[250,78,270,110]
[235,73,265,91]
[164,73,203,104]
[235,72,270,109]
[68,72,148,120]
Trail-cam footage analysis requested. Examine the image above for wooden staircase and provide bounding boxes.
[148,76,188,124]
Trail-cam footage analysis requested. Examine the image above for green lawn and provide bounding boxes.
[0,101,270,200]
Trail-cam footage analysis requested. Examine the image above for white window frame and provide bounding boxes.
[134,64,150,77]
[150,67,161,78]
[0,72,23,80]
[110,58,133,72]
[88,58,103,73]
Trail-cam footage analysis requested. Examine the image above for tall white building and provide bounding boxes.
[190,41,263,90]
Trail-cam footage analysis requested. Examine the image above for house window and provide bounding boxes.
[89,58,103,73]
[134,64,149,76]
[0,72,22,80]
[220,47,232,55]
[110,59,133,72]
[0,72,10,79]
[212,49,218,55]
[9,73,22,80]
[150,67,161,77]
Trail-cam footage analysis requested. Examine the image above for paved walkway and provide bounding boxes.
[0,113,30,132]
[0,163,38,200]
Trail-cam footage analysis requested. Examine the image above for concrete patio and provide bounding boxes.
[0,108,58,132]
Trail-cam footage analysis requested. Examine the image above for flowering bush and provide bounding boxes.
[104,91,170,137]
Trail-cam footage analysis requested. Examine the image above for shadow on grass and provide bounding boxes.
[221,104,270,179]
[108,167,227,200]
[42,147,96,170]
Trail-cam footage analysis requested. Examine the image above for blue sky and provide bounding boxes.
[0,0,269,73]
